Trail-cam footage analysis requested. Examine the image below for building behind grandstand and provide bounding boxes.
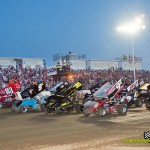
[0,57,46,69]
[0,53,142,70]
[53,52,142,70]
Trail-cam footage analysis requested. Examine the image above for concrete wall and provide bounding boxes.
[70,60,86,70]
[121,62,141,70]
[86,60,119,70]
[23,58,44,69]
[0,57,44,69]
[0,58,16,68]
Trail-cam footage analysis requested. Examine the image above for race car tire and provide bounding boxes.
[145,101,150,110]
[20,107,28,113]
[56,106,63,114]
[93,111,98,115]
[44,107,52,114]
[82,107,90,116]
[99,107,107,117]
[40,105,46,111]
[0,102,3,109]
[74,104,82,113]
[11,105,15,112]
[118,104,127,116]
[134,99,142,107]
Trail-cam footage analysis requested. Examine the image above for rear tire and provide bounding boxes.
[82,107,90,116]
[74,104,82,113]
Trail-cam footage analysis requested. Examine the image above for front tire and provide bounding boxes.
[99,107,107,117]
[40,105,46,111]
[20,107,28,113]
[134,99,142,107]
[44,106,52,114]
[145,101,150,110]
[55,106,64,114]
[11,105,15,112]
[118,104,127,116]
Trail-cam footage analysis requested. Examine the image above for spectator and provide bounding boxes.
[0,66,149,90]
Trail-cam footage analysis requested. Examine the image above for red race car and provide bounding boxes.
[82,78,127,117]
[0,82,21,108]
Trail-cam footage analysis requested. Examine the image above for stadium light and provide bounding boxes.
[117,14,146,81]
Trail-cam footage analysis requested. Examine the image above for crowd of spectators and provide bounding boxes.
[0,66,150,91]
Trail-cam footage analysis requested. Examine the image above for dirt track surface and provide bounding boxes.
[0,105,150,150]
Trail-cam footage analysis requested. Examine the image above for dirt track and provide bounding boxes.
[0,105,150,150]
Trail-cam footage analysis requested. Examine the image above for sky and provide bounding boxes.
[0,0,150,69]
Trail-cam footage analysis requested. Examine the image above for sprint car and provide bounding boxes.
[119,80,146,107]
[11,81,50,113]
[44,82,82,114]
[135,83,150,109]
[82,78,128,117]
[0,81,21,108]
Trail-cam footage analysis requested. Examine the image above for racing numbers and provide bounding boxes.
[73,82,81,89]
[5,87,13,95]
[15,82,21,90]
[116,79,123,89]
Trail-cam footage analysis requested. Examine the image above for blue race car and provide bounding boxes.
[11,97,46,113]
[11,82,51,113]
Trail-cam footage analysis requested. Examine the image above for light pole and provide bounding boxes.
[131,32,136,82]
[117,15,146,81]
